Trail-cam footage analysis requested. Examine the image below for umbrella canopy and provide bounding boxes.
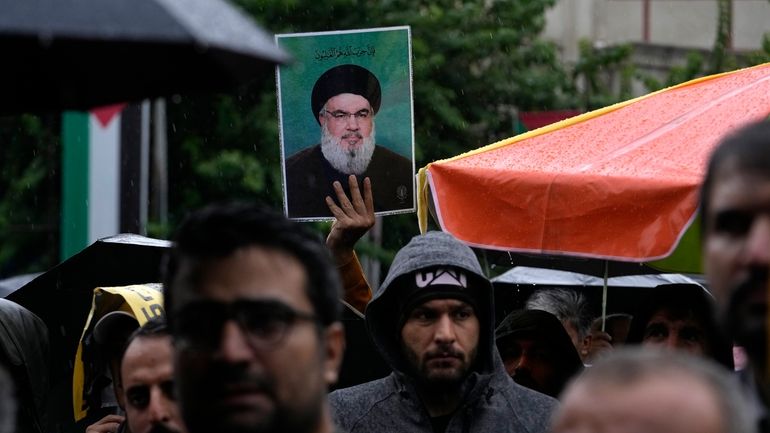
[418,62,770,263]
[491,265,704,326]
[6,233,170,426]
[492,266,701,288]
[0,0,289,113]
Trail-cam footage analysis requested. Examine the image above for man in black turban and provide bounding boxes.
[285,64,413,218]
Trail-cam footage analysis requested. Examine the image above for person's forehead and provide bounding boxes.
[416,298,472,310]
[708,159,770,213]
[647,309,702,326]
[509,336,538,348]
[325,93,370,111]
[174,246,311,311]
[122,336,173,383]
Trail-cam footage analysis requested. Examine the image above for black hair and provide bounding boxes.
[118,317,169,376]
[625,284,733,369]
[163,202,341,328]
[700,120,770,234]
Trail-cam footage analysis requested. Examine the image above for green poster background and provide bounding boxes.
[276,27,413,160]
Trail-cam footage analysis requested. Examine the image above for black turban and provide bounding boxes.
[311,64,381,124]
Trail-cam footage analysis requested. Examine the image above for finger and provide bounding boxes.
[347,175,365,212]
[363,177,374,215]
[95,415,125,426]
[325,195,347,220]
[332,180,355,214]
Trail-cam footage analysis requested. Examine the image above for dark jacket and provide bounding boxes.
[285,144,413,218]
[329,232,557,433]
[0,299,49,433]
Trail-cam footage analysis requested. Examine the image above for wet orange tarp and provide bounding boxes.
[418,63,770,261]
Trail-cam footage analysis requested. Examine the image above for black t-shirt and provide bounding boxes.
[430,414,452,433]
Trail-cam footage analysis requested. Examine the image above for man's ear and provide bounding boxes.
[581,334,593,359]
[322,322,346,386]
[111,360,126,409]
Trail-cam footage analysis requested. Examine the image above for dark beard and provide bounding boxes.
[181,363,323,433]
[211,400,322,433]
[148,423,180,433]
[402,343,476,391]
[724,266,768,366]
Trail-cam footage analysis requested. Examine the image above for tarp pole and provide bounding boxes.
[602,260,609,332]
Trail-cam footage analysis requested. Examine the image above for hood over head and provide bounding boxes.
[365,231,495,375]
[495,309,583,397]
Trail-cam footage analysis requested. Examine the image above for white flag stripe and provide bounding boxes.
[88,113,121,243]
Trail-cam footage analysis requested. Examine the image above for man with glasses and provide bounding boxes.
[285,63,413,218]
[163,202,346,433]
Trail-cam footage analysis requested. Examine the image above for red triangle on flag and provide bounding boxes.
[91,103,127,128]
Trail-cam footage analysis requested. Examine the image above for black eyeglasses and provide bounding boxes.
[172,299,318,352]
[321,109,371,122]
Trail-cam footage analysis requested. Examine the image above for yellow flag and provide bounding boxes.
[72,284,164,421]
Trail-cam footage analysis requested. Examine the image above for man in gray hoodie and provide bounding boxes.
[329,231,557,433]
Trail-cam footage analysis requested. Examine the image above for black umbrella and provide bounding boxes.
[6,234,170,431]
[0,272,41,298]
[0,0,289,114]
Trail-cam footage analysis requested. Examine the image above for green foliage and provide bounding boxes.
[746,32,770,64]
[0,114,60,276]
[710,0,734,74]
[166,0,573,273]
[572,40,634,110]
[638,52,705,93]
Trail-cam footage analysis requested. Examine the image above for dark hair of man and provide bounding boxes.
[163,201,342,328]
[625,284,734,369]
[119,317,169,371]
[700,120,770,235]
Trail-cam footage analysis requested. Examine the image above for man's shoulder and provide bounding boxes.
[491,377,559,432]
[372,145,411,167]
[329,375,396,407]
[329,375,407,432]
[506,379,559,411]
[286,145,322,168]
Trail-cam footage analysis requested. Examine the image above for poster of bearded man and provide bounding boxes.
[276,27,415,220]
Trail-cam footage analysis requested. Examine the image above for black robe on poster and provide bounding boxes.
[285,144,413,218]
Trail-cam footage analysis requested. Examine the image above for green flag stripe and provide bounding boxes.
[61,112,90,260]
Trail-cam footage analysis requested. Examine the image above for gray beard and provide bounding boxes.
[320,123,376,175]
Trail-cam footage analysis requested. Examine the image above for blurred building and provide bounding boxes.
[544,0,770,94]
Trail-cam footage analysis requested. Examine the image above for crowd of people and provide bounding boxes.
[0,119,769,433]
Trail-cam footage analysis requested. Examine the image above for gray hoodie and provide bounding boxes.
[329,232,557,433]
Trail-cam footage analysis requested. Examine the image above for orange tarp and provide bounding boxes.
[418,63,770,261]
